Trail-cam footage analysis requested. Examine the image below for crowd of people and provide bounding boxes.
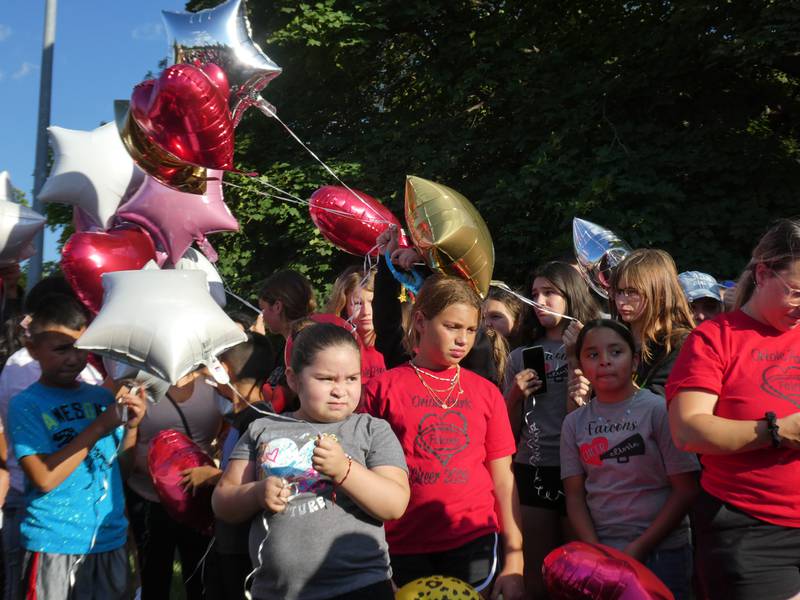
[0,217,797,600]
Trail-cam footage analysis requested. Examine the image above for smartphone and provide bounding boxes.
[522,345,547,394]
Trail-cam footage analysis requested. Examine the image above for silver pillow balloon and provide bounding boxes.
[77,269,246,384]
[573,217,632,299]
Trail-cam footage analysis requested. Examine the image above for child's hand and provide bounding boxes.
[509,368,542,403]
[390,247,423,271]
[312,435,349,482]
[116,386,148,430]
[376,225,399,256]
[622,539,648,562]
[180,465,222,496]
[568,368,591,409]
[260,476,291,513]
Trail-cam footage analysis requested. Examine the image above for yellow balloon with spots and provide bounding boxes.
[395,575,482,599]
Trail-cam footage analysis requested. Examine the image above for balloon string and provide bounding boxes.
[254,98,379,217]
[68,415,128,589]
[222,180,394,226]
[224,286,261,315]
[184,537,216,586]
[490,280,579,323]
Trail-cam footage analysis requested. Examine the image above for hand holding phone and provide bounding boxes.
[522,345,548,394]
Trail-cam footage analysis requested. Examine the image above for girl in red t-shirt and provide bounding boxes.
[667,219,800,600]
[325,266,387,385]
[363,274,525,600]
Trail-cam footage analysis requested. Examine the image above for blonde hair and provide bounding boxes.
[404,275,482,354]
[325,266,374,318]
[610,249,694,362]
[735,219,800,309]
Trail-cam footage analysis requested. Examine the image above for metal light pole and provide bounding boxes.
[27,0,57,291]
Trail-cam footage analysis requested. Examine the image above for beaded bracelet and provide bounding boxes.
[332,455,353,505]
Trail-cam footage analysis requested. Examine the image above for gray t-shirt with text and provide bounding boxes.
[560,389,699,550]
[230,412,407,600]
[503,339,569,466]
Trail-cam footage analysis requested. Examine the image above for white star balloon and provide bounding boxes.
[76,269,246,384]
[0,171,17,203]
[38,122,144,230]
[0,180,46,265]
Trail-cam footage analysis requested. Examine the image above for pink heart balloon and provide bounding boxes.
[309,186,406,256]
[148,429,215,536]
[61,226,158,313]
[130,63,234,171]
[543,541,674,600]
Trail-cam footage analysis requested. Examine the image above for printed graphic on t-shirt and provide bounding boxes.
[415,411,469,466]
[761,364,800,409]
[258,434,331,496]
[42,401,106,448]
[544,347,568,384]
[579,416,641,466]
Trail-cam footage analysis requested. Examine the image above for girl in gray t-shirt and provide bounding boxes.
[561,319,699,600]
[212,323,409,600]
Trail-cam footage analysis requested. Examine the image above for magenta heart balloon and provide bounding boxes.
[61,226,158,313]
[130,63,234,171]
[543,541,674,600]
[309,186,405,256]
[148,429,215,536]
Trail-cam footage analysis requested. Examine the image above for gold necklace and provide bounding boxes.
[410,362,463,409]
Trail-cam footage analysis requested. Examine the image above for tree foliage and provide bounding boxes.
[155,1,800,295]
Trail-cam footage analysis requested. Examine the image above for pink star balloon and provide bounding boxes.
[115,171,238,264]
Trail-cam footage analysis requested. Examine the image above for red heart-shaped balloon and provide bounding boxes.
[148,429,215,536]
[309,186,407,256]
[61,227,157,313]
[130,63,234,170]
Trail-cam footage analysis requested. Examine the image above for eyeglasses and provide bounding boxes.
[771,270,800,306]
[614,287,641,300]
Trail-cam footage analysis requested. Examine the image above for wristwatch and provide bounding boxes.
[765,411,781,448]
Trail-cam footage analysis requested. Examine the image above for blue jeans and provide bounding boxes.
[3,489,25,600]
[645,543,693,600]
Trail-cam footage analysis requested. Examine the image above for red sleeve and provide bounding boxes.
[484,381,517,461]
[360,376,383,417]
[665,319,726,404]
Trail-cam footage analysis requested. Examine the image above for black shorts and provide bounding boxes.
[513,463,566,515]
[391,532,499,592]
[694,488,800,600]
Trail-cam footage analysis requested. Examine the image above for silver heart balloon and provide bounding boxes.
[573,218,632,299]
[76,269,246,384]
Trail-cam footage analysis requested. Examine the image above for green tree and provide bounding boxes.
[49,2,800,298]
[184,0,800,296]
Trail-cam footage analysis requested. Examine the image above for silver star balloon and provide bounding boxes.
[573,217,632,299]
[38,123,145,230]
[0,171,17,204]
[76,269,246,384]
[162,0,282,124]
[0,191,46,266]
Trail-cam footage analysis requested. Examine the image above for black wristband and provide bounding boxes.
[765,411,781,448]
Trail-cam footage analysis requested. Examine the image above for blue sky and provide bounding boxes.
[0,2,188,262]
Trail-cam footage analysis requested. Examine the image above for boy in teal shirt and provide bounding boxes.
[7,294,146,599]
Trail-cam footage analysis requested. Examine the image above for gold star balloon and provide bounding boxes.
[404,176,495,298]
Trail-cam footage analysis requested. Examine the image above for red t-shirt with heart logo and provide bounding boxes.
[666,309,800,527]
[363,363,516,554]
